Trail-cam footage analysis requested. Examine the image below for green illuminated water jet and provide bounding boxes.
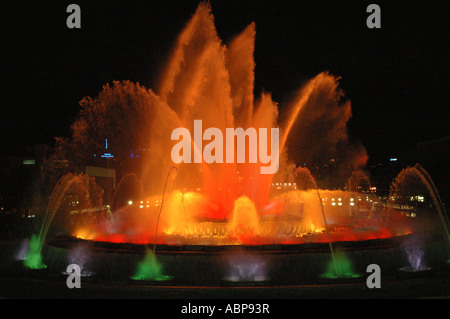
[23,234,47,270]
[131,166,176,282]
[130,250,172,281]
[24,174,88,270]
[320,251,362,279]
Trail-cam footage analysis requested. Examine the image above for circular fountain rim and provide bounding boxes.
[45,233,425,255]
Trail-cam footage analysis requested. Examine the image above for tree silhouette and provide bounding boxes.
[69,80,156,173]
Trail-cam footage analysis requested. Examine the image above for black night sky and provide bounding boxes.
[1,0,449,163]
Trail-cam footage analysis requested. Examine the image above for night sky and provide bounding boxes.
[1,0,449,162]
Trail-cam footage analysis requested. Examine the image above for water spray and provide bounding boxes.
[153,165,178,255]
[316,189,339,277]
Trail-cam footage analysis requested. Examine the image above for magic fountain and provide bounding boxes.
[20,3,449,285]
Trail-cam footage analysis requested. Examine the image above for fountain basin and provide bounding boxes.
[397,266,433,279]
[40,232,447,286]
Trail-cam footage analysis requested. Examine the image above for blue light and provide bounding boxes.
[101,153,114,158]
[105,138,108,150]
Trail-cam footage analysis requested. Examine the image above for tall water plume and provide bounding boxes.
[65,2,373,245]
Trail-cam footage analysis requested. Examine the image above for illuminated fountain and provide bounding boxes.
[390,164,449,245]
[22,3,448,285]
[390,164,450,275]
[24,173,103,270]
[319,250,362,280]
[223,251,269,284]
[398,234,431,274]
[67,3,383,249]
[62,243,95,277]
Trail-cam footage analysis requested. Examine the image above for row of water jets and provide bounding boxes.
[15,164,449,281]
[15,233,432,282]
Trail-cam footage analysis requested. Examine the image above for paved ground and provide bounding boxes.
[1,268,449,299]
